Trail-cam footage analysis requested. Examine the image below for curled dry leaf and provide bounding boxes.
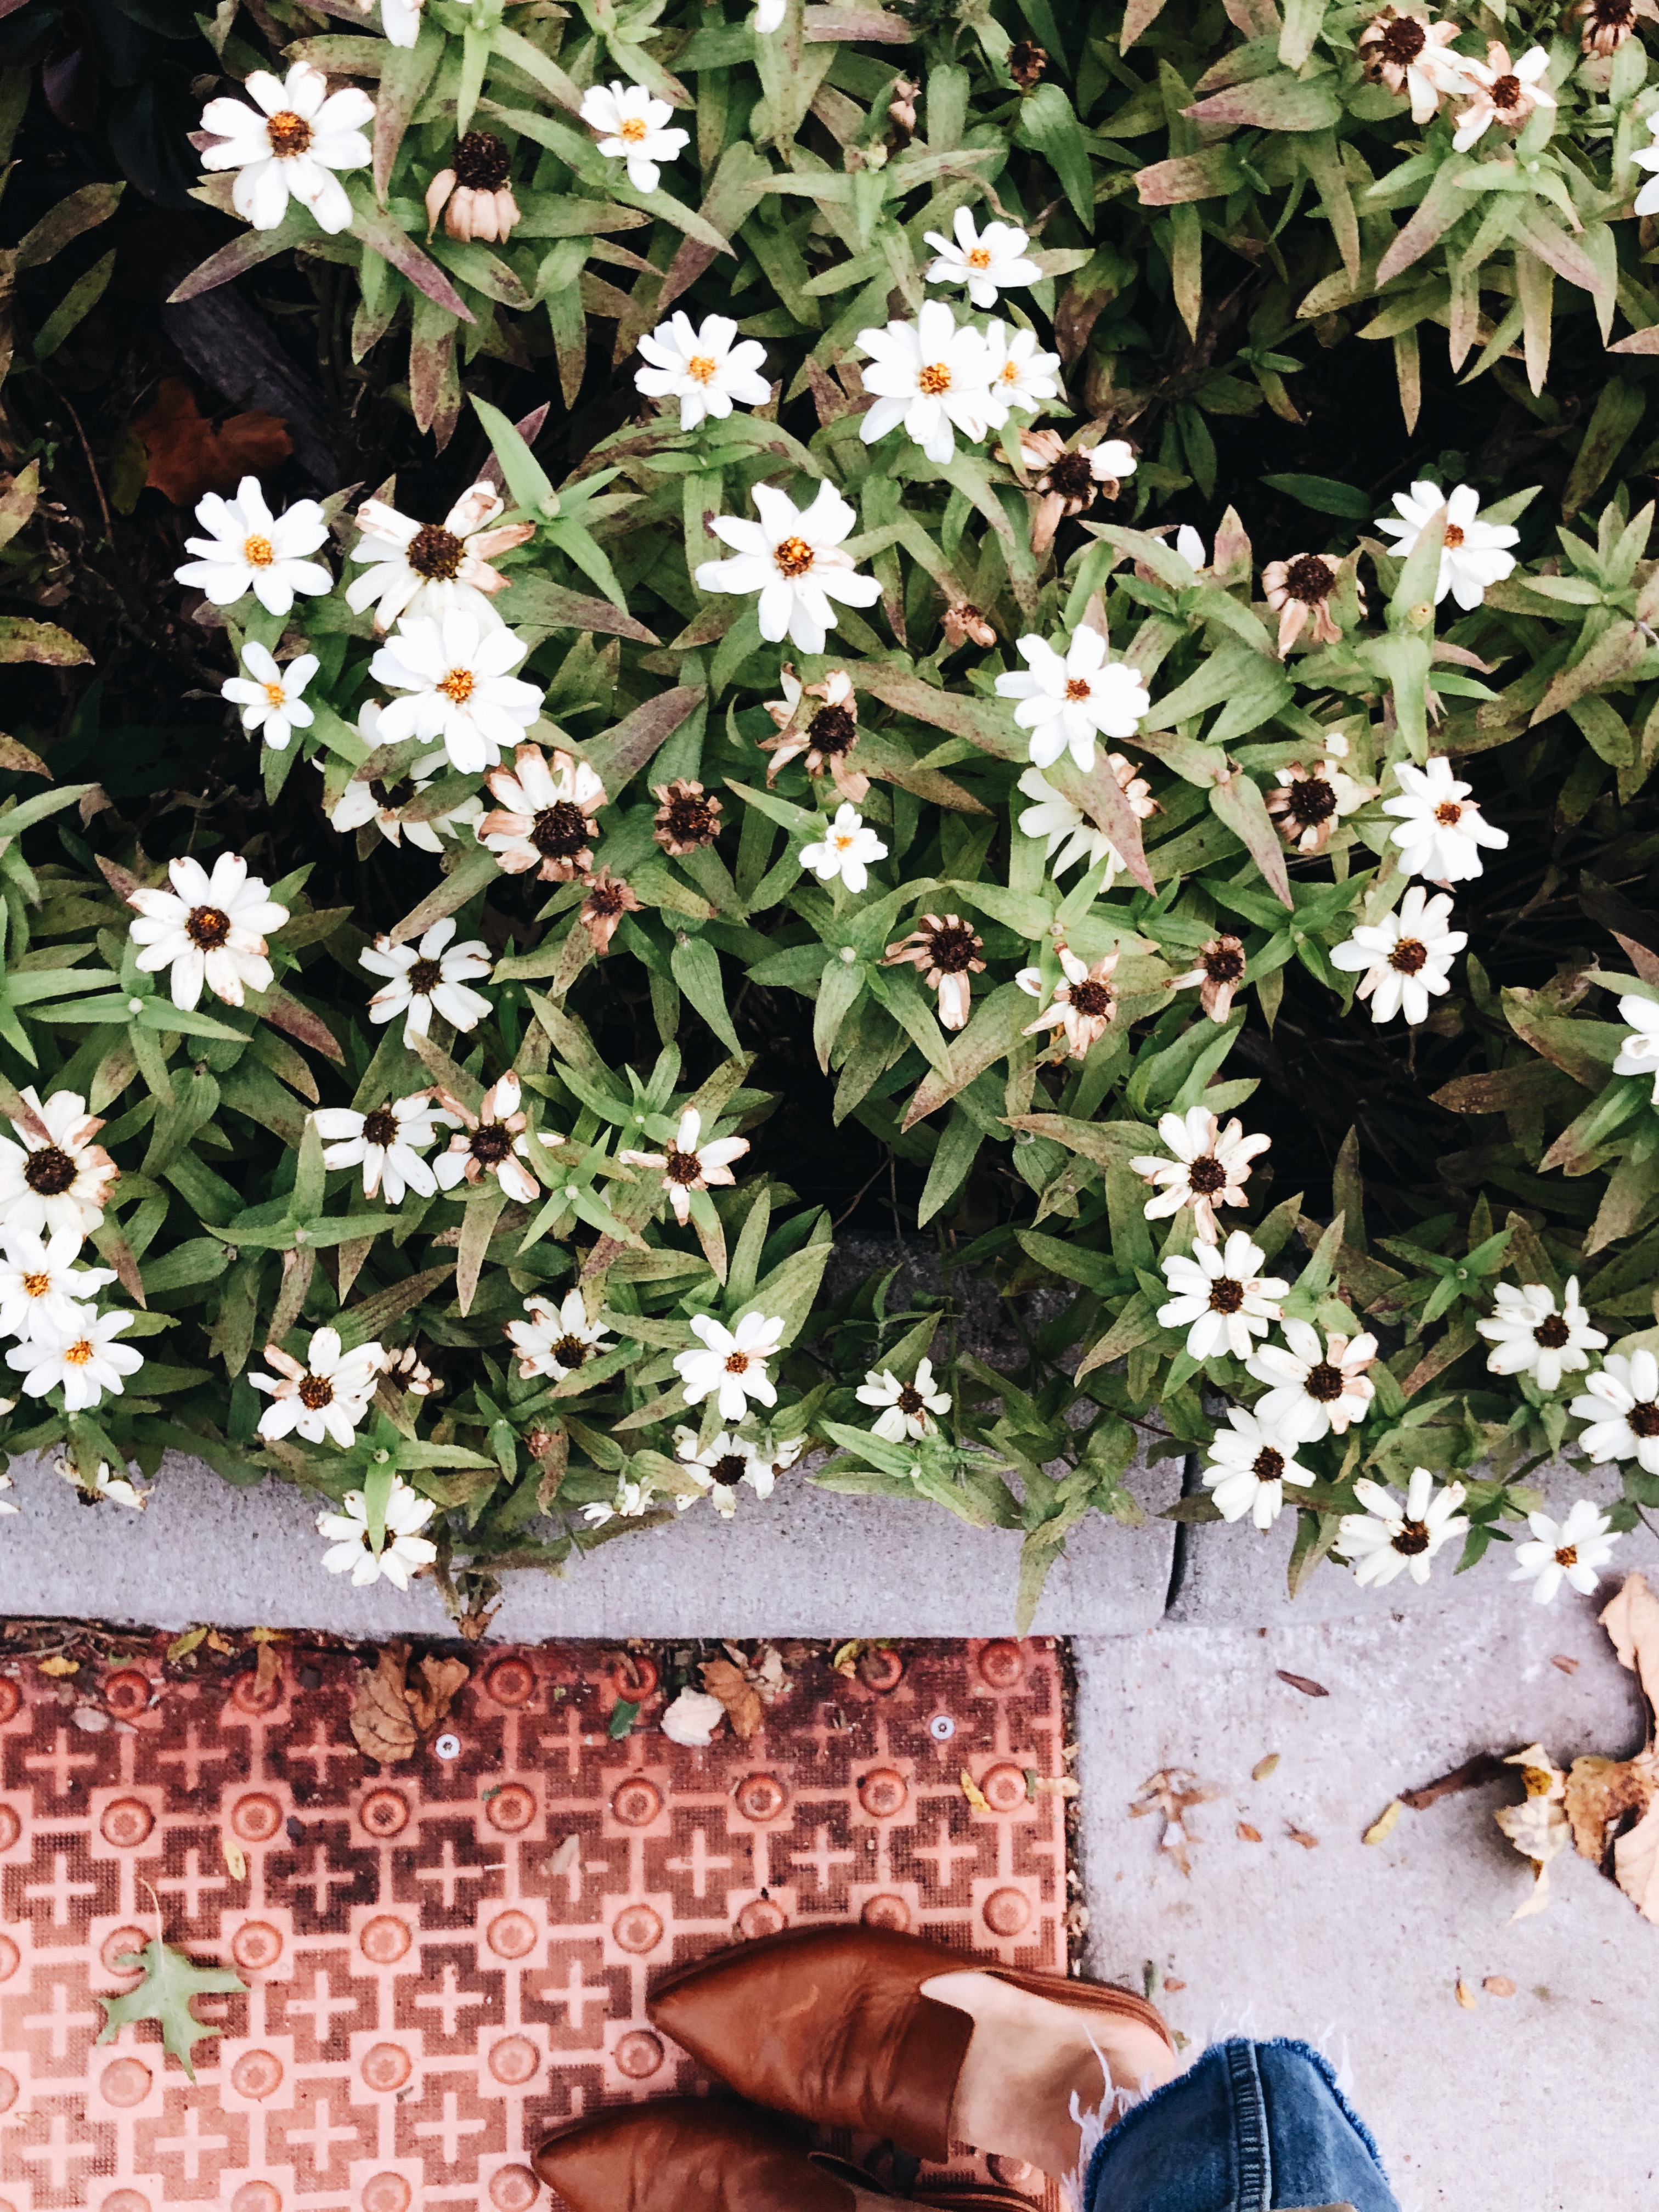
[222,1836,246,1881]
[701,1657,765,1740]
[961,1768,990,1812]
[548,1834,581,1876]
[132,377,293,508]
[662,1687,726,1746]
[1494,1743,1570,1921]
[1275,1670,1329,1698]
[1557,1575,1659,1925]
[407,1654,470,1736]
[349,1645,419,1765]
[1131,1768,1218,1877]
[1252,1753,1280,1781]
[1363,1798,1403,1846]
[1236,1821,1262,1842]
[1286,1825,1319,1849]
[252,1641,282,1702]
[1483,1975,1516,1997]
[1455,1979,1477,2010]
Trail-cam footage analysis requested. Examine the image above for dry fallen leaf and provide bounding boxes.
[1252,1753,1280,1781]
[1363,1798,1404,1846]
[1483,1976,1516,1997]
[1276,1669,1329,1699]
[1286,1825,1320,1849]
[205,1630,235,1655]
[406,1655,469,1736]
[252,1643,282,1702]
[701,1657,764,1740]
[1131,1769,1218,1877]
[1030,1772,1080,1798]
[548,1834,580,1876]
[222,1836,247,1881]
[1600,1571,1659,1713]
[1236,1822,1262,1842]
[37,1656,78,1677]
[1163,1976,1186,1991]
[350,1646,419,1764]
[1494,1743,1570,1920]
[1455,1979,1477,2010]
[1564,1751,1659,1861]
[168,1627,208,1662]
[961,1768,990,1812]
[1550,1655,1580,1677]
[830,1639,862,1677]
[131,379,293,508]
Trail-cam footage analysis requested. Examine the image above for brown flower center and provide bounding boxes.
[1008,38,1047,83]
[1392,1518,1431,1555]
[659,791,718,847]
[773,535,814,577]
[808,703,856,757]
[371,775,414,811]
[1046,453,1096,500]
[1070,979,1113,1018]
[1187,1155,1227,1197]
[1252,1447,1284,1482]
[531,800,592,860]
[1533,1314,1571,1349]
[663,1145,703,1186]
[407,957,443,995]
[710,1452,748,1486]
[298,1373,334,1409]
[917,362,953,396]
[185,905,232,950]
[1203,943,1245,984]
[23,1146,76,1197]
[1208,1276,1245,1314]
[1284,553,1335,603]
[1064,677,1093,702]
[266,109,313,159]
[63,1338,94,1367]
[1598,0,1635,21]
[470,1125,512,1165]
[21,1271,51,1297]
[1389,938,1429,975]
[1305,1360,1345,1402]
[724,1351,751,1374]
[1434,800,1464,827]
[926,923,980,974]
[1378,17,1426,65]
[438,667,476,706]
[1628,1400,1659,1437]
[407,524,466,581]
[551,1335,589,1369]
[362,1108,399,1148]
[453,129,511,190]
[1443,523,1465,549]
[586,881,627,917]
[1490,72,1522,109]
[896,1383,927,1415]
[1285,776,1336,827]
[1554,1543,1579,1568]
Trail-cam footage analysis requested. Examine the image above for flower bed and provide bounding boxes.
[3,0,1659,1628]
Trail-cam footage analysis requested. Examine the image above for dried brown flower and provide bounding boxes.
[883,912,986,1030]
[578,868,642,956]
[653,779,723,856]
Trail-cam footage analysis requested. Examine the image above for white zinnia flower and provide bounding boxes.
[1335,1466,1470,1588]
[347,481,534,633]
[619,1107,750,1227]
[995,629,1150,774]
[56,1453,148,1509]
[380,0,422,46]
[7,1307,142,1411]
[635,312,770,431]
[1246,1321,1379,1442]
[856,1356,951,1442]
[198,61,374,235]
[251,1325,386,1447]
[317,1478,438,1589]
[1330,884,1465,1026]
[1130,1108,1270,1245]
[800,803,887,893]
[1612,992,1659,1101]
[1571,1348,1659,1470]
[1509,1498,1622,1605]
[126,853,289,1012]
[1016,760,1155,884]
[1201,1407,1315,1530]
[1157,1232,1287,1362]
[856,301,995,466]
[505,1289,614,1380]
[311,1093,459,1204]
[0,1228,115,1344]
[695,481,882,656]
[221,640,317,752]
[1382,757,1509,885]
[673,1425,802,1516]
[360,917,492,1043]
[369,610,542,777]
[982,322,1063,424]
[578,80,689,193]
[923,208,1042,308]
[0,1089,119,1240]
[1476,1276,1606,1392]
[174,476,330,616]
[1372,481,1519,610]
[1634,112,1659,216]
[325,743,484,852]
[673,1311,786,1422]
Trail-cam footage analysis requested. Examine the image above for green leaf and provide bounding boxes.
[96,1937,247,2082]
[670,933,742,1055]
[1260,472,1373,520]
[1014,84,1095,228]
[471,395,557,520]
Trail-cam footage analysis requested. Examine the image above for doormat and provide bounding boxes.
[0,1632,1077,2212]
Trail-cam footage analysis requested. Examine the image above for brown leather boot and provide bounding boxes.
[647,1924,1173,2162]
[532,2100,1031,2212]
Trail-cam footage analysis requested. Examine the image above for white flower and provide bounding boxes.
[1571,1348,1659,1471]
[1634,112,1659,216]
[856,1356,951,1442]
[1016,759,1155,884]
[661,1686,727,1743]
[380,0,422,46]
[1381,757,1509,884]
[56,1453,148,1509]
[753,0,786,26]
[1330,884,1465,1025]
[636,311,770,431]
[981,322,1063,423]
[126,853,289,1012]
[505,1289,614,1380]
[360,917,493,1043]
[1335,1466,1470,1588]
[1201,1407,1316,1530]
[1130,1107,1269,1245]
[198,61,373,234]
[0,1088,119,1240]
[8,1307,143,1412]
[582,1474,662,1528]
[317,1478,438,1590]
[673,1425,802,1516]
[0,1470,15,1516]
[1372,481,1519,610]
[1157,1232,1287,1362]
[251,1325,386,1447]
[578,80,689,193]
[0,1228,115,1344]
[922,208,1042,309]
[477,745,607,883]
[1612,992,1659,1101]
[174,477,330,616]
[369,610,542,777]
[1175,525,1207,568]
[995,629,1150,774]
[619,1107,750,1227]
[1509,1498,1622,1605]
[695,480,882,656]
[221,640,317,752]
[432,1071,541,1206]
[326,739,484,853]
[347,480,534,633]
[800,803,887,893]
[1477,1276,1606,1392]
[1452,43,1556,151]
[856,301,995,465]
[311,1093,459,1204]
[673,1311,786,1422]
[1246,1320,1379,1442]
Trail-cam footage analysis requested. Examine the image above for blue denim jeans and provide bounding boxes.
[1084,2039,1400,2212]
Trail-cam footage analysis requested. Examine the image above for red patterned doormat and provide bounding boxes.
[0,1633,1077,2212]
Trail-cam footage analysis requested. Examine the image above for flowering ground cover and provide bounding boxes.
[3,0,1659,1626]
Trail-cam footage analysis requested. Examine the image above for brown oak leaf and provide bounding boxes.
[701,1657,764,1740]
[131,378,292,507]
[407,1654,469,1736]
[350,1645,418,1764]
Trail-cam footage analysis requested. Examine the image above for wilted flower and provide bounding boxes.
[478,746,607,882]
[222,640,317,751]
[425,131,521,242]
[1017,760,1156,885]
[1171,934,1247,1022]
[620,1107,749,1226]
[251,1326,386,1448]
[1021,943,1119,1059]
[579,869,642,956]
[888,76,920,133]
[652,778,723,856]
[175,477,330,616]
[1267,759,1369,857]
[857,1357,951,1441]
[387,1344,440,1397]
[1011,430,1137,555]
[1453,44,1556,149]
[943,603,996,651]
[923,209,1041,308]
[695,481,881,654]
[1131,1108,1269,1244]
[1358,7,1473,121]
[1262,553,1357,656]
[1577,0,1657,53]
[1331,885,1465,1026]
[1372,482,1519,610]
[433,1072,541,1206]
[1477,1276,1606,1392]
[348,480,533,631]
[198,61,373,234]
[579,80,689,193]
[505,1289,613,1379]
[1335,1466,1470,1588]
[1008,39,1048,87]
[884,913,986,1030]
[760,668,867,800]
[56,1453,148,1509]
[361,916,493,1042]
[635,311,770,431]
[0,1090,119,1240]
[1382,757,1508,884]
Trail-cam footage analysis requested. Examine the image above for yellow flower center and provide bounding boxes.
[773,535,814,578]
[438,667,476,705]
[266,110,313,159]
[619,116,649,143]
[63,1339,95,1367]
[21,1272,50,1297]
[1000,360,1022,384]
[242,535,275,567]
[917,362,952,396]
[686,354,718,384]
[966,247,993,269]
[264,681,287,708]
